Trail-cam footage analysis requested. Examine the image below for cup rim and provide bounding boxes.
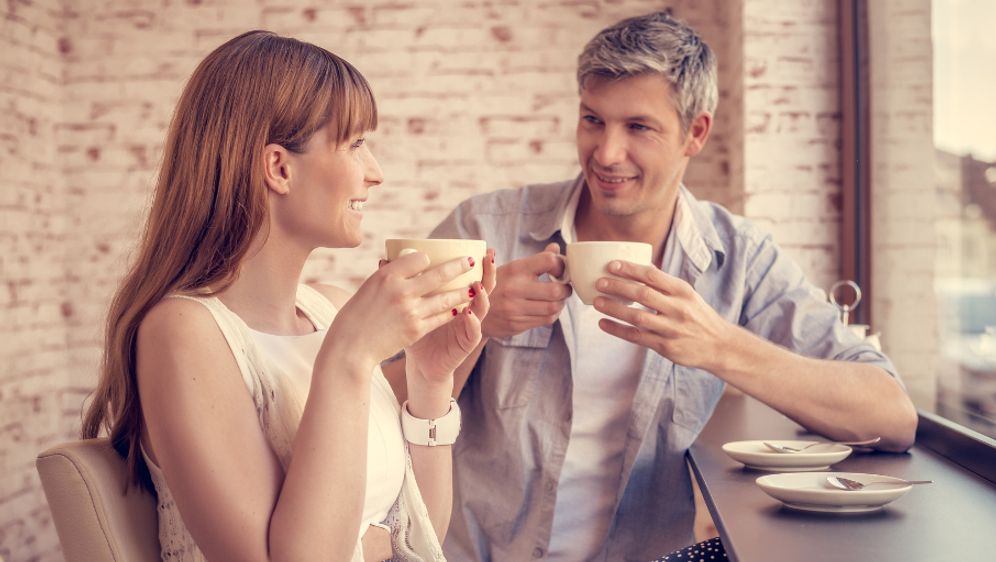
[566,241,653,248]
[385,238,485,245]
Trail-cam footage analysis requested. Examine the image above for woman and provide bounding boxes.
[82,30,492,561]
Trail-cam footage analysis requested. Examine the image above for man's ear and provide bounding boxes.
[683,111,713,158]
[262,143,292,195]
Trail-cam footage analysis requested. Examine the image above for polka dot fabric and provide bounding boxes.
[651,536,727,562]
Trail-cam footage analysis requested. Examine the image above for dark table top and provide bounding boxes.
[688,392,996,562]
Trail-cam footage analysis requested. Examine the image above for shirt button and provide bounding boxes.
[533,547,544,558]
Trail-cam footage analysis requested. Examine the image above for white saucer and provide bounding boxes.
[721,440,852,471]
[756,471,913,513]
[744,463,833,472]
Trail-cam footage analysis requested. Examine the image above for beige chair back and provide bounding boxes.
[36,438,160,562]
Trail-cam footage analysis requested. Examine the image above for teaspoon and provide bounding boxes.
[763,437,881,453]
[826,475,932,491]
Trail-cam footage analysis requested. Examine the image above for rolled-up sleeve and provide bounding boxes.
[739,231,900,381]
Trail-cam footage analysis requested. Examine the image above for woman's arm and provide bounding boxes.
[405,369,457,540]
[316,254,483,545]
[138,298,374,562]
[396,252,495,541]
[140,254,476,561]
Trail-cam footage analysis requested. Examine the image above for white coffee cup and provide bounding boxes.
[551,241,653,305]
[385,238,486,295]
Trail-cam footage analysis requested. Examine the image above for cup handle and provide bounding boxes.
[549,254,570,284]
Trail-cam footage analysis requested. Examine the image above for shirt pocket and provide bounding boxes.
[486,325,555,409]
[671,365,725,434]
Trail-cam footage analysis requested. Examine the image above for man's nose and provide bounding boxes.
[593,128,626,167]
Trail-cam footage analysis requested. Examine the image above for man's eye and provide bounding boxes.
[582,115,601,125]
[629,123,649,131]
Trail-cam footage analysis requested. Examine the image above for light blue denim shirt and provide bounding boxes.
[432,175,898,562]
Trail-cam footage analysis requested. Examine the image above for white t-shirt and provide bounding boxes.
[546,189,648,561]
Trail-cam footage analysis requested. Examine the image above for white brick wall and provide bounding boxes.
[1,1,850,558]
[742,0,843,291]
[1,1,72,560]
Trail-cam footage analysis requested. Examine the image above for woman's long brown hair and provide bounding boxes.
[81,30,377,489]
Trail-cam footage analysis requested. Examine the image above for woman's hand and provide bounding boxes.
[322,251,476,370]
[405,248,497,386]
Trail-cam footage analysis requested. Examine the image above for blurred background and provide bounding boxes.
[2,0,993,560]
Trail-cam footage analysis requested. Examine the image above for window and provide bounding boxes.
[929,0,996,440]
[845,0,996,452]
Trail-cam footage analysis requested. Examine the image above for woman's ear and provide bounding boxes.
[683,111,713,158]
[262,143,292,195]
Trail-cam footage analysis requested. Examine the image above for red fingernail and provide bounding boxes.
[469,287,476,298]
[451,308,458,316]
[468,257,475,267]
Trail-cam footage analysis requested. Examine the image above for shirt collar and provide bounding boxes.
[529,175,726,275]
[672,185,726,275]
[528,174,585,243]
[558,177,585,244]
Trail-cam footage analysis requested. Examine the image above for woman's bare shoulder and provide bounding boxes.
[136,297,238,387]
[139,297,220,346]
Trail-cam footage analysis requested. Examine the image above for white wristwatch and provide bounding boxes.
[401,399,461,447]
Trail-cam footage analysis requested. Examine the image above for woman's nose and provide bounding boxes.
[364,148,384,187]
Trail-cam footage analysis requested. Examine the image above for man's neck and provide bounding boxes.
[574,189,678,267]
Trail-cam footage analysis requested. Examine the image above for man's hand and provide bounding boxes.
[482,243,572,338]
[592,260,731,371]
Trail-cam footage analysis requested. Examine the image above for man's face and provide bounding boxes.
[576,73,694,219]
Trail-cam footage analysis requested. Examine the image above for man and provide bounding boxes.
[389,11,917,562]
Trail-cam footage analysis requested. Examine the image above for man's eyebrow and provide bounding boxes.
[627,115,663,126]
[580,104,663,127]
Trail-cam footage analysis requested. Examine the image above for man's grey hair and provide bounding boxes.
[577,11,718,133]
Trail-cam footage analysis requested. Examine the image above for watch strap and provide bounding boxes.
[401,398,461,447]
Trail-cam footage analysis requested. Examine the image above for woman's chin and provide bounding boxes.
[340,233,364,249]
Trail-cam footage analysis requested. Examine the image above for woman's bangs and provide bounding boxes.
[331,63,378,145]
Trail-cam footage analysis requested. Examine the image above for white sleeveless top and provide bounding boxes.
[246,325,406,528]
[143,285,446,561]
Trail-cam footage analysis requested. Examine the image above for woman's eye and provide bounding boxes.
[350,137,366,149]
[582,115,601,125]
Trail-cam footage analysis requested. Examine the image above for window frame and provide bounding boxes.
[839,0,871,327]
